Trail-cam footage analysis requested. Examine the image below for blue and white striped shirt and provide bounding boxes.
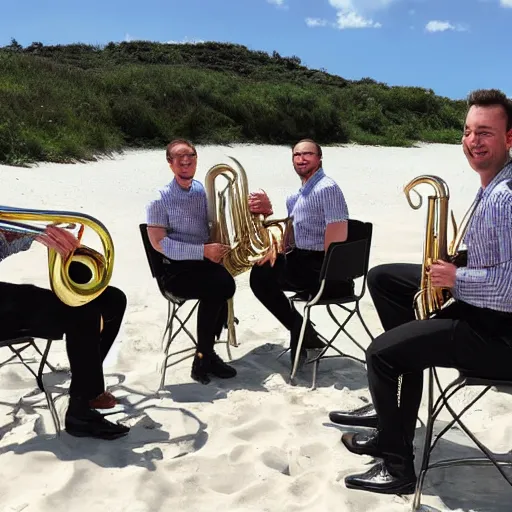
[453,161,512,312]
[286,168,349,251]
[0,230,34,263]
[146,179,209,261]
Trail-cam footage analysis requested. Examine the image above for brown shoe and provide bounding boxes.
[89,391,117,409]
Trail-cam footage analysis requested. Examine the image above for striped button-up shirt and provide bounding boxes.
[286,168,349,251]
[146,179,209,261]
[0,230,34,263]
[453,161,512,312]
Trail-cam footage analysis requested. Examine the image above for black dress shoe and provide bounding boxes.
[329,403,378,428]
[65,405,130,440]
[345,460,416,495]
[208,351,237,378]
[191,351,236,385]
[341,430,381,458]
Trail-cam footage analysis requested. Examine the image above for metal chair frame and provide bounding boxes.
[412,368,512,510]
[139,223,233,391]
[0,336,61,433]
[289,220,374,389]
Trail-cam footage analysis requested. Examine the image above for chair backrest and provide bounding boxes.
[320,219,373,283]
[139,223,166,280]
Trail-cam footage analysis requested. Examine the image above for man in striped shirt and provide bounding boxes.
[0,225,129,440]
[339,89,512,495]
[249,139,353,366]
[146,139,237,385]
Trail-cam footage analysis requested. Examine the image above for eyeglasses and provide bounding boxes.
[171,152,197,160]
[292,151,318,158]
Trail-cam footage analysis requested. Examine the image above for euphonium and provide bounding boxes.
[0,205,114,307]
[205,157,292,345]
[404,175,477,320]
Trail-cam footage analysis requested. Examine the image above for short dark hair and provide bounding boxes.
[467,89,512,131]
[166,139,197,162]
[293,139,323,158]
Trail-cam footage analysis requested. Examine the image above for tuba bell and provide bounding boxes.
[0,205,115,307]
[204,157,292,345]
[404,175,477,320]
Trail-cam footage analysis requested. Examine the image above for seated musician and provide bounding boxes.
[0,224,129,440]
[332,89,512,495]
[146,139,237,385]
[249,139,354,366]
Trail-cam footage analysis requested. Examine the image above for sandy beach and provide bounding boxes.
[1,143,511,512]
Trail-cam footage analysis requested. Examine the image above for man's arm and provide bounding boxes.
[147,225,205,261]
[452,191,512,307]
[322,183,349,252]
[324,221,348,251]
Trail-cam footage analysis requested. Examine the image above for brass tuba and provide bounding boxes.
[404,175,477,320]
[204,157,292,345]
[0,206,115,307]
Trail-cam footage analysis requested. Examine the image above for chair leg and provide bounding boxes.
[159,301,199,391]
[36,340,61,435]
[290,306,310,383]
[159,302,175,391]
[412,368,435,510]
[355,302,375,342]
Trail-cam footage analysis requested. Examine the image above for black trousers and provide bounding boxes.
[0,281,126,401]
[161,259,235,353]
[250,249,354,331]
[366,263,512,456]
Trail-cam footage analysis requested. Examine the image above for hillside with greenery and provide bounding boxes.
[0,39,467,165]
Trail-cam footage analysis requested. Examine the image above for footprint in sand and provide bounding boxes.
[231,418,282,442]
[260,448,290,475]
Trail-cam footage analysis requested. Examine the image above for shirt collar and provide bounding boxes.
[299,168,325,195]
[479,160,512,199]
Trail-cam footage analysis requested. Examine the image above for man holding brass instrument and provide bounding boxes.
[0,224,129,440]
[146,139,237,385]
[335,89,512,495]
[249,139,353,366]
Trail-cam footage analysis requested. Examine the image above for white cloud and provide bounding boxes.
[425,20,468,33]
[329,0,398,11]
[306,17,329,27]
[501,0,512,6]
[165,37,205,44]
[267,0,287,7]
[326,0,395,29]
[336,10,382,29]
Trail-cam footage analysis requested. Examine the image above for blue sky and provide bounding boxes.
[0,0,510,100]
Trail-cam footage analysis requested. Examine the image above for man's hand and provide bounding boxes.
[429,260,457,288]
[36,225,80,259]
[249,190,273,216]
[255,248,277,267]
[204,243,230,263]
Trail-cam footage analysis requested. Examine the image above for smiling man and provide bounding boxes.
[334,89,512,495]
[248,139,353,366]
[146,139,237,385]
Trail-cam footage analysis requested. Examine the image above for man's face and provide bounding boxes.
[462,105,512,175]
[167,143,197,182]
[292,141,322,181]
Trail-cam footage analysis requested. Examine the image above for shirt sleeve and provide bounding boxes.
[146,195,205,261]
[161,238,204,261]
[0,230,36,263]
[322,183,349,224]
[453,191,512,303]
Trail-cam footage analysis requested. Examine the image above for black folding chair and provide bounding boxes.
[0,335,61,433]
[139,223,232,390]
[289,219,374,389]
[412,368,512,510]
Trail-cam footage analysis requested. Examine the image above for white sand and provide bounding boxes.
[0,143,511,512]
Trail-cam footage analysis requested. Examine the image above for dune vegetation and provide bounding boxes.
[0,39,466,165]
